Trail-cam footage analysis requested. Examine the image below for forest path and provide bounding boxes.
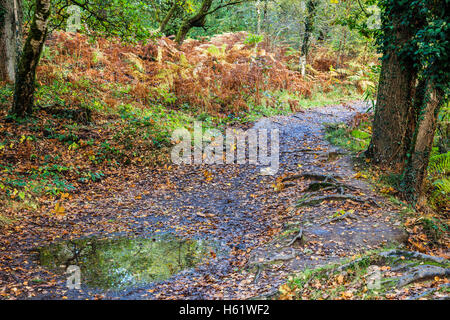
[14,102,406,299]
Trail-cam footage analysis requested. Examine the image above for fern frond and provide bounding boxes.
[433,178,450,194]
[428,152,450,176]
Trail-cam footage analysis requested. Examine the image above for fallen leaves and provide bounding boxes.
[278,283,296,300]
[53,202,66,217]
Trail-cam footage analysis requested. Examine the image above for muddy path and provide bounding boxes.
[1,102,407,300]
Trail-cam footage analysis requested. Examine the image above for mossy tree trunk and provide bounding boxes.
[0,0,22,83]
[366,19,417,172]
[10,0,51,118]
[175,0,213,44]
[159,0,179,34]
[299,0,318,77]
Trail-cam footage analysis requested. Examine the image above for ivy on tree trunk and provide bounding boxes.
[366,11,418,172]
[368,0,449,205]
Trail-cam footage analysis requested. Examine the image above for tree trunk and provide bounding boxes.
[10,0,51,118]
[159,0,179,34]
[402,84,444,205]
[262,0,268,33]
[366,20,417,171]
[0,0,22,83]
[175,0,213,44]
[300,0,317,77]
[336,28,347,69]
[256,0,261,34]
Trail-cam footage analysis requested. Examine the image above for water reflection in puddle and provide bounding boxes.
[38,235,221,290]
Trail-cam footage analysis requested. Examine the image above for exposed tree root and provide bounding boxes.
[282,172,342,183]
[286,228,304,246]
[334,257,367,272]
[283,182,297,189]
[253,264,263,284]
[304,181,357,194]
[320,211,358,226]
[379,249,447,264]
[396,265,450,288]
[304,182,335,191]
[407,283,449,300]
[281,148,321,154]
[297,194,368,207]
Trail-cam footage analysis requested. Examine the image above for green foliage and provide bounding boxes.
[325,120,372,153]
[0,84,13,105]
[0,163,76,203]
[418,216,449,243]
[428,151,450,208]
[244,33,264,46]
[22,0,154,41]
[432,178,450,195]
[79,170,105,183]
[429,152,450,176]
[361,64,381,111]
[378,0,450,95]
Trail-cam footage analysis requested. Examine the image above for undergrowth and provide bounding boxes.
[0,31,371,217]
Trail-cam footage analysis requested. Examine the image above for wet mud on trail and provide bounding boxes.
[1,102,407,299]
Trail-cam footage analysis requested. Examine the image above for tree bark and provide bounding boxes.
[262,0,268,33]
[159,0,179,34]
[299,0,317,77]
[10,0,51,118]
[175,0,213,44]
[0,0,22,83]
[366,19,417,171]
[256,0,261,34]
[402,83,444,204]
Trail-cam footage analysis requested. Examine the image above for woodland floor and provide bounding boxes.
[0,101,433,300]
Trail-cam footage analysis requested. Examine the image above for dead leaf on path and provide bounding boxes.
[53,202,66,217]
[203,170,213,182]
[279,283,296,300]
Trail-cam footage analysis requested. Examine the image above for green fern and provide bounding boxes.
[430,177,450,208]
[428,151,449,208]
[433,178,450,194]
[428,152,450,176]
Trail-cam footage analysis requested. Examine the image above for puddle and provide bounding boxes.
[38,235,222,291]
